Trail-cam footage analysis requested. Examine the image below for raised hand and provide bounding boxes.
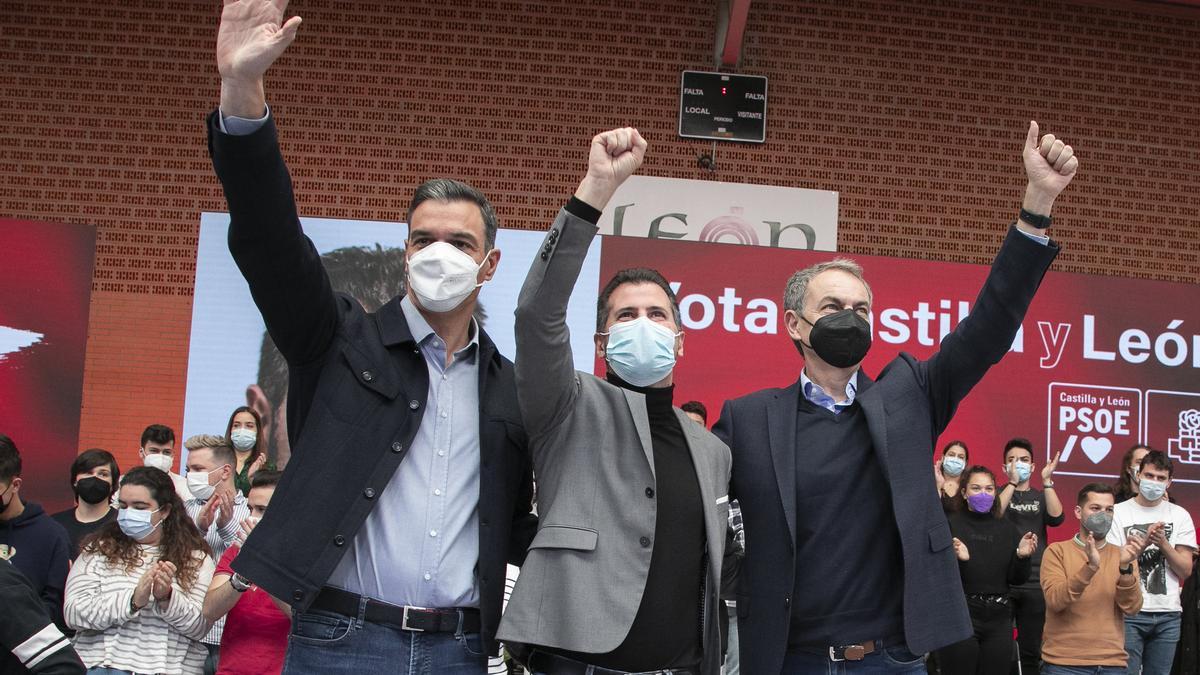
[217,0,303,117]
[1017,532,1038,559]
[574,127,648,211]
[953,537,970,562]
[235,516,260,548]
[1021,121,1079,214]
[1005,460,1021,486]
[133,565,156,610]
[196,493,221,532]
[1122,530,1149,566]
[215,490,235,529]
[1084,532,1102,570]
[1042,451,1060,484]
[248,453,267,476]
[151,561,177,602]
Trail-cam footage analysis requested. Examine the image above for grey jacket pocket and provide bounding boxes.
[528,525,598,551]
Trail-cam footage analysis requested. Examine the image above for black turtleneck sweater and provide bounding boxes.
[948,509,1031,594]
[552,372,706,670]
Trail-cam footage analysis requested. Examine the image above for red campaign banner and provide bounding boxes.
[0,219,96,513]
[598,231,1200,543]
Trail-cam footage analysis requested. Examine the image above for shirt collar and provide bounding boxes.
[801,369,859,407]
[400,296,479,355]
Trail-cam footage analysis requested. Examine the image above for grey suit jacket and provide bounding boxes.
[497,206,732,675]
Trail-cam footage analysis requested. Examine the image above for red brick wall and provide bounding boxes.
[1,0,1197,471]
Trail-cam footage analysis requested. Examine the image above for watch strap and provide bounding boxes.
[1019,208,1053,230]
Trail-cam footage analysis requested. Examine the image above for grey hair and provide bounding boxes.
[783,258,873,314]
[407,178,498,249]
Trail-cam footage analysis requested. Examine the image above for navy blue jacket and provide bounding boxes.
[207,112,537,653]
[0,503,70,630]
[714,226,1058,673]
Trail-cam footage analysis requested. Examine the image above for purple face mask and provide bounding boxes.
[966,492,995,513]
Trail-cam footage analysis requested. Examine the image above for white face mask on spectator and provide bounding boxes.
[143,453,172,473]
[187,470,216,501]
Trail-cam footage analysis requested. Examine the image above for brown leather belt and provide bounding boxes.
[828,639,879,662]
[525,650,700,675]
[310,586,480,633]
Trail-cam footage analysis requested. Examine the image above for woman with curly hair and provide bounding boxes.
[64,466,215,675]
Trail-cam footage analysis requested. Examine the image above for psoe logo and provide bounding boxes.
[1146,390,1200,483]
[0,325,44,362]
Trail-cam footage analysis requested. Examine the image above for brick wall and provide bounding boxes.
[1,0,1197,469]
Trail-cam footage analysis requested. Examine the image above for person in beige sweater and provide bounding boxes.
[1040,483,1148,674]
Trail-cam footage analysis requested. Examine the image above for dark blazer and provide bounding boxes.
[713,226,1059,674]
[206,112,537,653]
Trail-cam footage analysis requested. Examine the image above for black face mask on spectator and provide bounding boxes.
[74,477,111,505]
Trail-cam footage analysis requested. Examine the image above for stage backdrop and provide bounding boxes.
[0,219,96,513]
[597,175,838,251]
[183,213,600,467]
[597,229,1200,542]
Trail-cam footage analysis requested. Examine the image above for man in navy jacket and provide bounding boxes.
[714,122,1079,673]
[208,2,535,671]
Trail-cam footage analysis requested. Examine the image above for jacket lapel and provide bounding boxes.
[769,381,801,549]
[621,387,656,477]
[856,371,891,479]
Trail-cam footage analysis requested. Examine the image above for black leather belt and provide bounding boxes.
[967,593,1011,605]
[525,650,699,675]
[310,586,480,633]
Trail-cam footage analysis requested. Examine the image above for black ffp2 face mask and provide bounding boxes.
[74,477,112,505]
[797,308,872,368]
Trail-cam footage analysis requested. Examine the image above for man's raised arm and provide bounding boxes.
[513,128,646,437]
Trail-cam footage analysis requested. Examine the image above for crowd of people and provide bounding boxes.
[4,3,1194,675]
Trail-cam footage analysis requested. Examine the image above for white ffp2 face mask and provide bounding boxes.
[406,242,490,313]
[143,453,172,473]
[601,316,680,387]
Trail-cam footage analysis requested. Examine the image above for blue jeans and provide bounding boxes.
[281,602,487,674]
[1041,666,1126,675]
[724,603,740,675]
[1124,611,1181,675]
[782,645,925,673]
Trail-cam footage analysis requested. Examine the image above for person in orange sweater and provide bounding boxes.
[1040,483,1148,674]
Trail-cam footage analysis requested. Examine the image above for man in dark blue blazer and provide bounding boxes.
[713,122,1079,673]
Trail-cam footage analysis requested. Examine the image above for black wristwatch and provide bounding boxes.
[1018,208,1053,230]
[229,573,252,593]
[1120,564,1134,576]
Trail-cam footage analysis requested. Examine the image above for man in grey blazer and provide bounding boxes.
[497,128,733,675]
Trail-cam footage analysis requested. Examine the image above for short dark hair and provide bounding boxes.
[70,449,120,491]
[596,268,682,333]
[1004,438,1034,459]
[1077,482,1115,506]
[0,434,20,482]
[249,470,283,490]
[141,424,175,448]
[407,178,498,250]
[680,401,708,424]
[1139,449,1173,478]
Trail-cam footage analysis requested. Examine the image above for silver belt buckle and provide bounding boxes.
[829,647,844,662]
[401,605,427,632]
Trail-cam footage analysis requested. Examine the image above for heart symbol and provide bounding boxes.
[1080,436,1113,464]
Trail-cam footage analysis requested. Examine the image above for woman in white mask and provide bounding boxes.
[64,466,215,675]
[224,406,274,496]
[935,440,971,505]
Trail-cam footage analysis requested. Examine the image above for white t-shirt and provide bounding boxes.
[1108,498,1198,612]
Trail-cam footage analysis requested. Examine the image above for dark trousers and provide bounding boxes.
[934,597,1013,675]
[1009,584,1044,674]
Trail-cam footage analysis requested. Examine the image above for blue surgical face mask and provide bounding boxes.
[942,456,966,477]
[1139,478,1167,502]
[1012,460,1033,483]
[230,428,257,452]
[118,507,162,541]
[601,316,680,387]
